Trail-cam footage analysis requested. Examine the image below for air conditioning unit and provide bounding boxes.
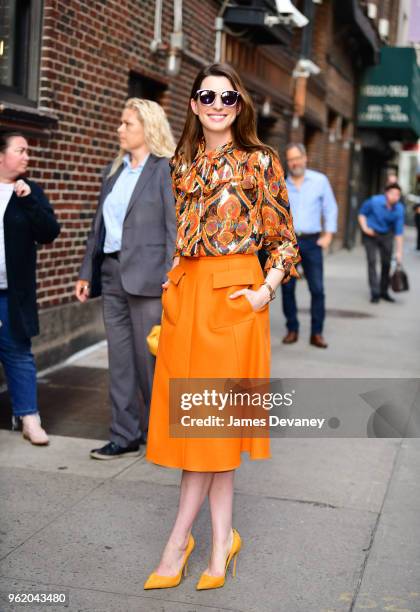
[367,2,377,19]
[379,18,390,39]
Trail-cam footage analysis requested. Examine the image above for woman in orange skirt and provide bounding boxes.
[144,63,300,591]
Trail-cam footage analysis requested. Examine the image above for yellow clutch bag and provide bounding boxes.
[146,324,161,356]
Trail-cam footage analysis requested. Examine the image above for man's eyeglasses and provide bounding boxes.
[195,89,241,107]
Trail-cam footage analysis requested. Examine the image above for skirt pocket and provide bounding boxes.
[209,268,257,329]
[162,265,186,326]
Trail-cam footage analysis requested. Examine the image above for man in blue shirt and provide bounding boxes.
[282,143,338,349]
[358,183,404,303]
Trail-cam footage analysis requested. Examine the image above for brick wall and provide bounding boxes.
[28,0,218,311]
[292,0,401,243]
[0,1,11,85]
[359,0,401,44]
[293,1,356,242]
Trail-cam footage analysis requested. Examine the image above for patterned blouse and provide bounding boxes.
[170,141,300,282]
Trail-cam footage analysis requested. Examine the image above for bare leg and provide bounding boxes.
[154,470,214,576]
[204,470,235,576]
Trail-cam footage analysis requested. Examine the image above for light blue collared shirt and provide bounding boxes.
[103,153,149,253]
[285,169,338,234]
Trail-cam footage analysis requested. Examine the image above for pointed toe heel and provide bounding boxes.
[144,534,194,590]
[196,528,241,591]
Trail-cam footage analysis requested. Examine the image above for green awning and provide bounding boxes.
[358,47,420,139]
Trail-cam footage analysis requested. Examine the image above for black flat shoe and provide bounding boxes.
[90,441,144,460]
[370,296,380,303]
[380,293,396,303]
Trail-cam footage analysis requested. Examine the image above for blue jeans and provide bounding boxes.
[0,292,38,418]
[281,236,325,335]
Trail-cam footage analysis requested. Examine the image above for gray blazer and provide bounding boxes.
[78,154,176,297]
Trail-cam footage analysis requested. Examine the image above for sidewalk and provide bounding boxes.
[0,232,419,612]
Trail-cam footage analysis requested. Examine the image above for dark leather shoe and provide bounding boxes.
[310,334,328,348]
[282,331,299,344]
[370,296,380,303]
[90,441,144,460]
[380,293,396,303]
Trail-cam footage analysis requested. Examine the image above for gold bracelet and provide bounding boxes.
[262,281,276,301]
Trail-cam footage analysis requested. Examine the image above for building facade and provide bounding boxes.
[1,0,220,367]
[0,0,402,367]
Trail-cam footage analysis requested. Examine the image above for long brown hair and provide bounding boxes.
[175,63,274,166]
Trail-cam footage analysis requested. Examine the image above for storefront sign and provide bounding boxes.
[357,47,420,137]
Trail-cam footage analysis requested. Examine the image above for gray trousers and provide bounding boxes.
[101,256,161,447]
[362,232,393,298]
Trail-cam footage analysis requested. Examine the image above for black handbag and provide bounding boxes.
[390,264,409,292]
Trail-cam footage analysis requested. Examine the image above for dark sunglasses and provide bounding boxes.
[195,89,241,107]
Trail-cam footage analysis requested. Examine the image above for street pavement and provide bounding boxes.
[0,230,419,612]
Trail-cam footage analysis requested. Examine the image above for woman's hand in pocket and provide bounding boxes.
[229,286,270,311]
[162,257,180,290]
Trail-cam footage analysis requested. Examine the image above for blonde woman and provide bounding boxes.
[75,99,176,459]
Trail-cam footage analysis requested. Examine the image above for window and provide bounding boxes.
[128,72,166,103]
[0,0,43,106]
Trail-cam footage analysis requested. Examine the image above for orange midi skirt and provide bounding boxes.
[146,253,271,471]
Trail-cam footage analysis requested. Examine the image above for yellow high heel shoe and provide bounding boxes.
[196,528,241,590]
[143,534,195,590]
